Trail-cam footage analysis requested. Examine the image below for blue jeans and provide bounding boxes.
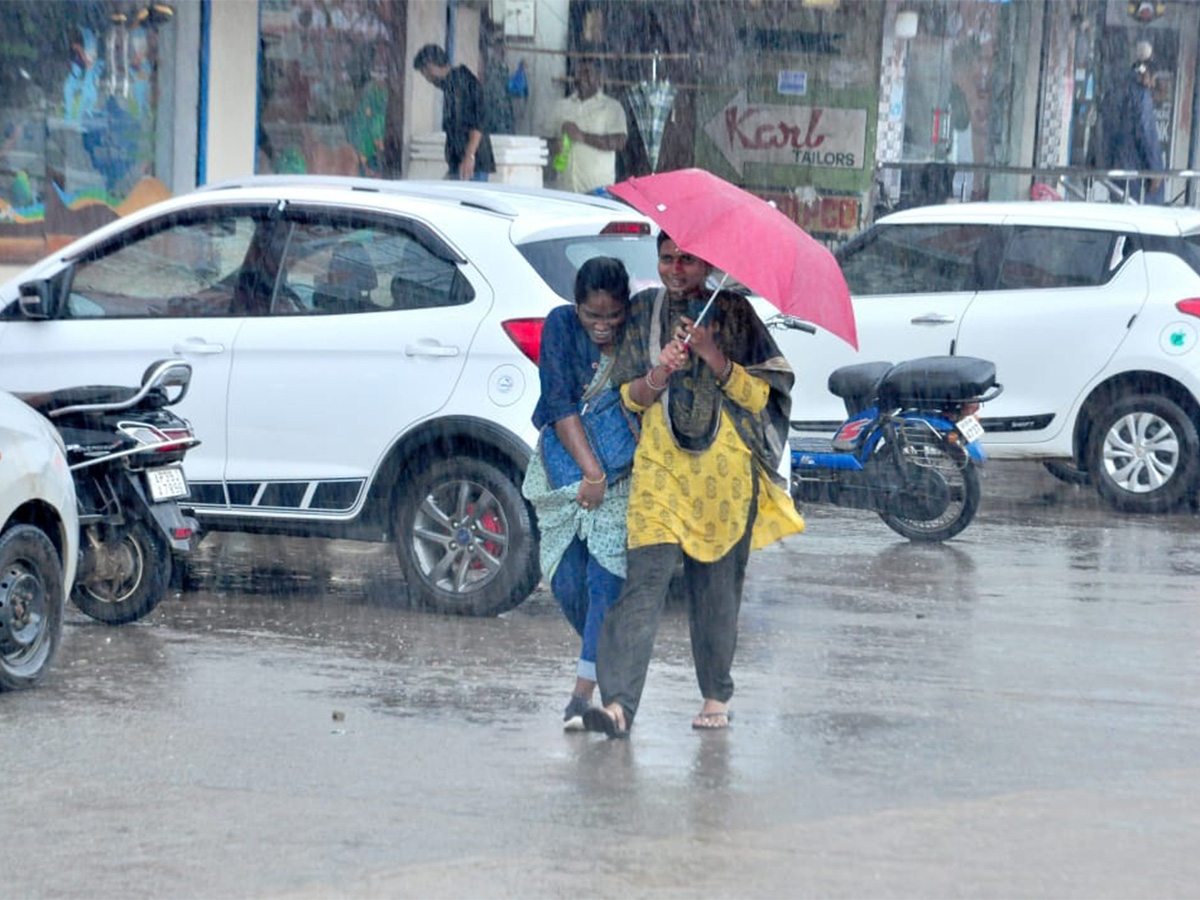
[550,537,624,682]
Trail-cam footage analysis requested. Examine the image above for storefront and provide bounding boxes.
[1066,0,1198,200]
[516,0,886,242]
[255,1,409,178]
[1,0,1195,268]
[875,0,1199,207]
[0,1,202,264]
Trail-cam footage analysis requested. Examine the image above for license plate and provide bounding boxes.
[146,467,189,502]
[956,415,985,443]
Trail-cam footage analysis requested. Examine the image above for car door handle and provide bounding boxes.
[171,339,226,355]
[910,314,956,326]
[405,342,460,358]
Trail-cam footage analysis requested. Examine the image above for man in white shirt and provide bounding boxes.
[547,59,628,195]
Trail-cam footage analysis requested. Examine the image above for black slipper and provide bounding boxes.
[583,707,629,739]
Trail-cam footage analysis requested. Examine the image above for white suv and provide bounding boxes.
[0,178,659,616]
[778,201,1200,513]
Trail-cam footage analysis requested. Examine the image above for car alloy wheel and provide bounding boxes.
[1089,394,1199,513]
[394,457,539,616]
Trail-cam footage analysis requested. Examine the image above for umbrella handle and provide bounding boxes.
[682,272,728,345]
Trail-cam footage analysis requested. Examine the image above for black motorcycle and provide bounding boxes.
[20,360,201,624]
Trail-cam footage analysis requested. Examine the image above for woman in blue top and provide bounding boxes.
[523,257,634,730]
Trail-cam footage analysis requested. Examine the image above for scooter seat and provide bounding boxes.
[827,361,893,416]
[876,356,997,409]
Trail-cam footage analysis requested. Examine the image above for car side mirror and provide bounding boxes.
[16,266,71,320]
[17,280,53,319]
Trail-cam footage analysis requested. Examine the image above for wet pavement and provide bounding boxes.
[3,461,1200,898]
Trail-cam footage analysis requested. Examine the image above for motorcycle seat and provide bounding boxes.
[18,385,168,416]
[828,361,893,416]
[876,356,997,409]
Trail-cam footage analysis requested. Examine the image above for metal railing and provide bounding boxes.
[873,162,1200,215]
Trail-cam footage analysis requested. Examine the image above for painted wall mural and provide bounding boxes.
[0,2,175,262]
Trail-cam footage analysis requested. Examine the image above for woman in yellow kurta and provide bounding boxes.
[582,234,804,738]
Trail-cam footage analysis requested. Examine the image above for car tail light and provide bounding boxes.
[1176,298,1200,319]
[502,317,545,365]
[600,221,650,235]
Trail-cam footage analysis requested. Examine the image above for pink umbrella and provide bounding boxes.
[609,168,857,349]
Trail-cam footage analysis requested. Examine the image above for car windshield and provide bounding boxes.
[517,234,660,301]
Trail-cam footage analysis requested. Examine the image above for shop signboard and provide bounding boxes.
[702,89,867,176]
[752,189,861,239]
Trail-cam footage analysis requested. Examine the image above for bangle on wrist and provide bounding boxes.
[645,367,668,391]
[582,472,607,485]
[716,358,734,385]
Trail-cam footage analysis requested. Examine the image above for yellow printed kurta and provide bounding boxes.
[622,364,805,561]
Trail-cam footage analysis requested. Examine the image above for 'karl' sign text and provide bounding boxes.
[704,90,867,175]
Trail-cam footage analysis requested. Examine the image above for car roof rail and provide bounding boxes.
[197,176,636,219]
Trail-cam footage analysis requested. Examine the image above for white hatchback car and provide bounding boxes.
[0,178,659,616]
[0,389,78,689]
[778,201,1200,513]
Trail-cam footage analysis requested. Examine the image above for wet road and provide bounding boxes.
[3,462,1200,898]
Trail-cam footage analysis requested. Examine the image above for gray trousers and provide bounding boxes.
[595,511,754,727]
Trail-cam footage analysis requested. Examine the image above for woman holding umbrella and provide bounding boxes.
[582,232,805,737]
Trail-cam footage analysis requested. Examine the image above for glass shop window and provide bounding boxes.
[0,1,175,261]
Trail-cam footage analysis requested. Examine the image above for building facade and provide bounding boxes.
[0,0,1194,266]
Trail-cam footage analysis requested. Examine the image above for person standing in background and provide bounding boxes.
[546,58,627,195]
[1103,46,1165,204]
[413,44,496,182]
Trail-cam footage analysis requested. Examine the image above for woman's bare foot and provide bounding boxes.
[692,700,731,730]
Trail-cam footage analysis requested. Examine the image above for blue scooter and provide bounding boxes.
[774,319,1002,541]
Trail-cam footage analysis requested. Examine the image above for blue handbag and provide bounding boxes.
[541,384,640,489]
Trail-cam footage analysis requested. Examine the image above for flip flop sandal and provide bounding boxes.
[692,710,733,730]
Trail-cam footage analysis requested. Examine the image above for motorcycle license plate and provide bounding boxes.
[956,415,985,443]
[146,467,189,501]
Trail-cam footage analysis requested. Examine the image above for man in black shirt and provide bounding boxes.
[413,44,496,182]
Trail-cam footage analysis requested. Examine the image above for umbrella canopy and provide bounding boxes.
[626,79,676,173]
[609,168,857,349]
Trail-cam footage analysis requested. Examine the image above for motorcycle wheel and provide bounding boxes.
[72,519,170,625]
[878,440,981,542]
[393,457,540,617]
[0,525,65,690]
